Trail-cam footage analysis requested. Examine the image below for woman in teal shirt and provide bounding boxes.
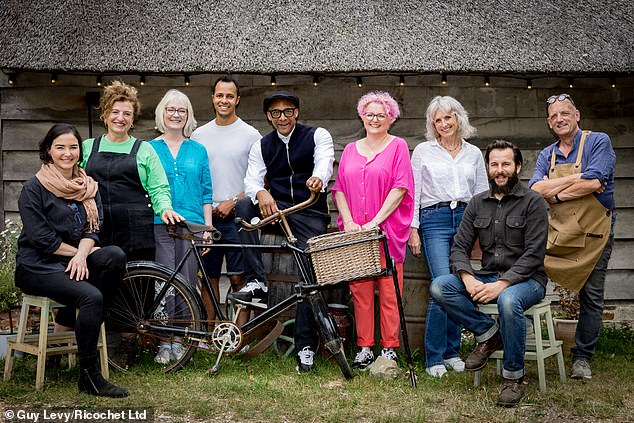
[150,89,213,365]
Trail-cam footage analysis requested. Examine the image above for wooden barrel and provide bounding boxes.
[261,232,299,322]
[262,232,351,324]
[399,248,431,352]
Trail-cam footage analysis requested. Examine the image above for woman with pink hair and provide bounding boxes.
[332,91,414,370]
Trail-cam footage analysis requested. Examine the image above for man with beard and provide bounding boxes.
[529,93,615,381]
[430,140,548,407]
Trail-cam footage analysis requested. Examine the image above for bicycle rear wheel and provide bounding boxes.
[105,261,203,373]
[308,293,354,379]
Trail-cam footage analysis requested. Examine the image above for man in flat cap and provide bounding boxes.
[229,90,335,374]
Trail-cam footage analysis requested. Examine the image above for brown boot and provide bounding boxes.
[464,331,502,371]
[496,377,525,407]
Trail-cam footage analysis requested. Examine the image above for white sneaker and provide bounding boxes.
[296,346,315,374]
[352,349,375,371]
[171,343,186,361]
[443,357,466,372]
[154,345,172,364]
[380,348,398,361]
[426,364,448,377]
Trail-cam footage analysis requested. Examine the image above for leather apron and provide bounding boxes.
[544,130,611,292]
[85,135,155,259]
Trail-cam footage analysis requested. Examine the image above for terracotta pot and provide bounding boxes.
[553,318,578,355]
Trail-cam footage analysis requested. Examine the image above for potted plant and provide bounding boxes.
[0,220,22,359]
[552,283,580,355]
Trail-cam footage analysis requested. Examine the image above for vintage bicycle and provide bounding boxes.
[104,192,416,385]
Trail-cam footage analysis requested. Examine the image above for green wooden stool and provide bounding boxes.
[473,299,566,392]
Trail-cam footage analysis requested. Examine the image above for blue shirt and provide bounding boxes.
[528,129,616,211]
[150,139,213,224]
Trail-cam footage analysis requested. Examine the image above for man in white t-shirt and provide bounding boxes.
[191,75,261,318]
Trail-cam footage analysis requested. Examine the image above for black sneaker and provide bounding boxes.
[352,349,374,371]
[228,280,268,308]
[296,346,315,374]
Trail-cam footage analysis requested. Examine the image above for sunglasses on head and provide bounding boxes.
[546,93,576,107]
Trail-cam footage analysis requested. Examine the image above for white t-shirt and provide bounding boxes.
[191,118,261,207]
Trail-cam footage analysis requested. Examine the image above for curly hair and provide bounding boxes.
[357,91,401,124]
[99,80,142,125]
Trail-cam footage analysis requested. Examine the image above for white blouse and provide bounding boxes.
[410,139,489,228]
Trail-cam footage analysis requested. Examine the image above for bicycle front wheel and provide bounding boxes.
[308,293,354,380]
[105,261,203,373]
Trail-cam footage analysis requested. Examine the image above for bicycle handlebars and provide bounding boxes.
[234,191,320,231]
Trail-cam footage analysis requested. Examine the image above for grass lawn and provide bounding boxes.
[1,327,633,422]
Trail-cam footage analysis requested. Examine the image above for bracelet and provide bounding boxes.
[554,194,563,203]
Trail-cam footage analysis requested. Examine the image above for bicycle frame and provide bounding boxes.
[141,192,325,340]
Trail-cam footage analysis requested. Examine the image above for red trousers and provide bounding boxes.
[350,260,403,348]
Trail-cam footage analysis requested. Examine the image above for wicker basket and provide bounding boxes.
[305,228,383,286]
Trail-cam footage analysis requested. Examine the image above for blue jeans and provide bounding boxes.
[572,232,614,360]
[419,204,465,367]
[431,273,545,379]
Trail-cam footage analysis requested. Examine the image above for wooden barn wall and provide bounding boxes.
[1,73,633,301]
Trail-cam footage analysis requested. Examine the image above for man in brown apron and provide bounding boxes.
[529,93,616,381]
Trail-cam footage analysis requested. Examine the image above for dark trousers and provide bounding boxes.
[235,197,330,351]
[573,232,614,360]
[15,246,126,369]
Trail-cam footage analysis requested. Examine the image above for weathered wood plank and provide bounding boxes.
[3,85,633,138]
[2,151,41,181]
[2,121,92,151]
[609,240,634,270]
[547,271,633,301]
[614,208,634,239]
[4,211,20,224]
[614,182,634,208]
[3,181,23,212]
[605,270,634,300]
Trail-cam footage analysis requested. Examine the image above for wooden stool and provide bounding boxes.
[3,295,109,390]
[473,299,566,392]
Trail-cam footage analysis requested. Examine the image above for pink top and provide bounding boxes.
[332,137,414,263]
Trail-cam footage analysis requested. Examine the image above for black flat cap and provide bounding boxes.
[263,91,300,113]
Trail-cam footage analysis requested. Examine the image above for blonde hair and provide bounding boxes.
[154,89,197,138]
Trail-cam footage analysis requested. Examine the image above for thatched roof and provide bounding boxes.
[1,0,633,75]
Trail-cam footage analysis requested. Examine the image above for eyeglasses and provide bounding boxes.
[364,113,387,121]
[268,108,296,119]
[165,107,188,116]
[546,93,576,107]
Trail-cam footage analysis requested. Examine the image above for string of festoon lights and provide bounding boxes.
[2,70,627,90]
